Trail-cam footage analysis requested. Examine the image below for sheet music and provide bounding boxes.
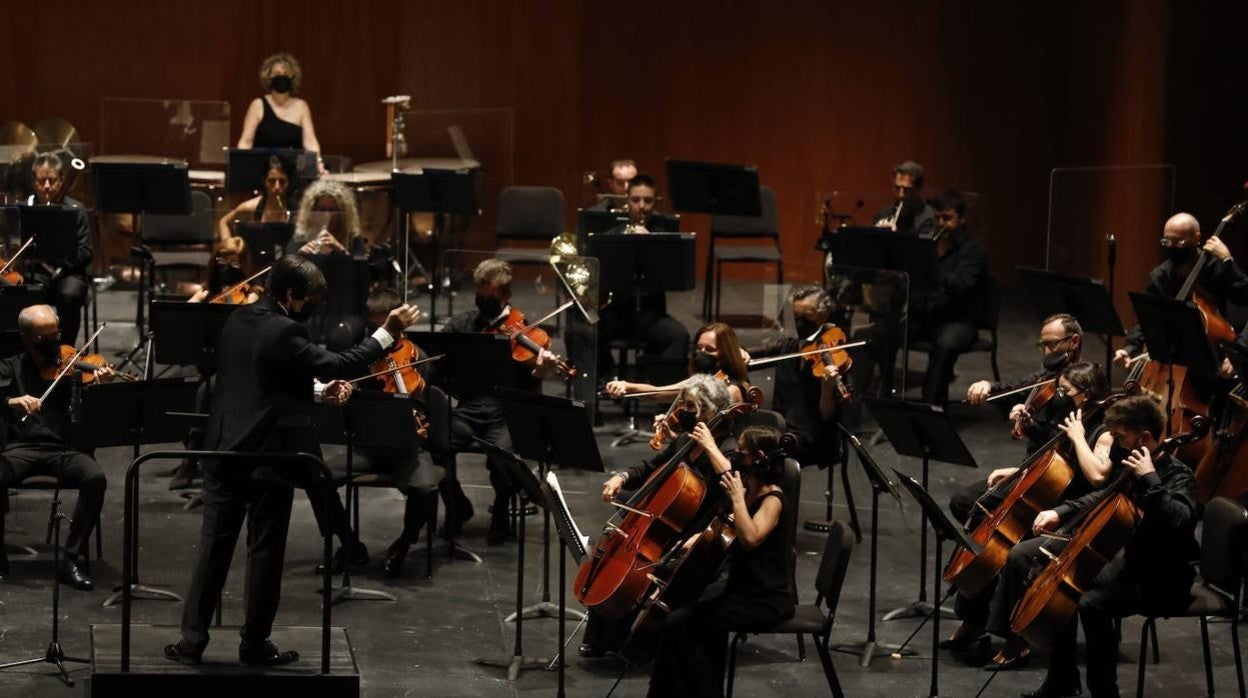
[546,471,589,558]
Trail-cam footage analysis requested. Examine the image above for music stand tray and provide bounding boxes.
[584,233,697,296]
[666,159,761,216]
[833,228,938,291]
[404,332,516,397]
[0,286,48,332]
[91,161,191,216]
[148,301,243,368]
[1129,291,1219,376]
[235,221,295,270]
[226,148,318,193]
[1017,266,1124,337]
[11,206,81,263]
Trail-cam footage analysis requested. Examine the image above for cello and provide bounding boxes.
[1008,418,1209,648]
[651,376,763,451]
[943,389,1132,597]
[1193,381,1248,502]
[573,400,758,619]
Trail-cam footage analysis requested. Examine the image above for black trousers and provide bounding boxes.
[647,592,791,698]
[850,319,977,404]
[565,307,690,405]
[949,478,1006,628]
[180,466,295,650]
[0,444,106,557]
[921,321,978,404]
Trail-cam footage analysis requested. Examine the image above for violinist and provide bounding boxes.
[945,362,1111,668]
[214,155,293,245]
[744,285,851,465]
[18,153,93,344]
[583,374,733,657]
[0,305,116,590]
[1114,212,1248,367]
[167,254,419,666]
[435,259,560,545]
[998,395,1198,698]
[872,160,936,236]
[604,321,753,404]
[646,426,794,698]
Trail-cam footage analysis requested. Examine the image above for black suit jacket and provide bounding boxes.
[202,296,385,476]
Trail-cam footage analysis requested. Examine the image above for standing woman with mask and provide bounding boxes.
[238,52,325,174]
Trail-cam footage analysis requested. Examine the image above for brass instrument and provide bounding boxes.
[49,152,86,205]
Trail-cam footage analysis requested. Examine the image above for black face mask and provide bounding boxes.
[795,318,821,340]
[691,351,719,375]
[1042,350,1071,372]
[475,294,503,320]
[1048,392,1075,419]
[1166,246,1198,266]
[269,75,293,94]
[32,336,60,361]
[676,410,698,433]
[1109,439,1141,465]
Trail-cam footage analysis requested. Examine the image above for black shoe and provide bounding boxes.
[487,507,512,546]
[57,558,94,591]
[1021,679,1082,698]
[938,624,987,651]
[239,639,300,666]
[164,641,204,665]
[168,459,200,490]
[383,541,408,578]
[578,643,608,658]
[314,542,369,575]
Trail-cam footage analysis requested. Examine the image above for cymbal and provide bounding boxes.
[0,121,37,148]
[33,116,78,148]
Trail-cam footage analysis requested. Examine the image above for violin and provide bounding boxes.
[44,344,138,384]
[370,338,426,396]
[488,304,577,378]
[0,237,35,286]
[1011,379,1058,440]
[208,265,271,305]
[1009,418,1209,649]
[649,372,764,451]
[799,324,853,398]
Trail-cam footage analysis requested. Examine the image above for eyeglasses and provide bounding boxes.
[1159,237,1194,249]
[1035,335,1075,350]
[1055,387,1082,399]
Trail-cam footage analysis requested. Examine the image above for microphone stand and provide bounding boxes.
[1105,234,1116,383]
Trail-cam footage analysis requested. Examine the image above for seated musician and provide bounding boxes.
[566,174,690,406]
[19,153,93,344]
[214,155,293,245]
[945,361,1111,668]
[993,395,1198,698]
[434,259,560,545]
[851,189,989,404]
[588,158,638,211]
[1114,211,1248,367]
[0,305,116,590]
[646,425,794,697]
[287,179,367,258]
[744,284,851,466]
[872,160,936,236]
[584,373,733,657]
[237,52,325,172]
[605,321,752,404]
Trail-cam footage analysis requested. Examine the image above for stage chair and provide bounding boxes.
[907,271,1002,385]
[702,185,782,321]
[142,189,214,292]
[493,186,564,263]
[2,475,104,574]
[1135,496,1248,698]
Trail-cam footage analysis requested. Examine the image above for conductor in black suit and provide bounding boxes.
[165,254,419,666]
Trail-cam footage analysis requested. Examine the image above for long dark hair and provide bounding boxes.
[737,426,785,485]
[1060,361,1109,404]
[691,322,749,382]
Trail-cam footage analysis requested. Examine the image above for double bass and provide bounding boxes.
[573,400,758,619]
[1009,419,1208,648]
[943,390,1132,597]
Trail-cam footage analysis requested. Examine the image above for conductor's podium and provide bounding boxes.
[89,624,360,698]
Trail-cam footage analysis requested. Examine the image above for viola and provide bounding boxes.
[1011,380,1058,440]
[1008,418,1209,649]
[574,400,758,619]
[370,338,427,397]
[799,323,854,399]
[488,305,577,378]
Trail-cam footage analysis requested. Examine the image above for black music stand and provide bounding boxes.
[541,472,590,698]
[149,300,242,370]
[11,205,81,264]
[392,169,480,328]
[833,227,938,292]
[92,160,191,371]
[584,232,697,446]
[311,255,370,322]
[235,221,295,270]
[495,387,601,624]
[0,285,47,330]
[830,424,913,667]
[81,377,204,609]
[865,398,976,622]
[470,438,552,681]
[1018,266,1125,378]
[313,392,420,605]
[225,148,317,193]
[666,159,761,217]
[1129,291,1220,432]
[891,470,982,698]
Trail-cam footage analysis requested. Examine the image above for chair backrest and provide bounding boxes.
[710,185,777,239]
[781,457,802,605]
[1201,496,1248,598]
[814,520,855,620]
[423,384,453,455]
[976,271,1001,332]
[497,186,564,241]
[738,408,787,431]
[143,189,213,245]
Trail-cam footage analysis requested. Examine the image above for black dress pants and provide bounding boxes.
[0,444,106,558]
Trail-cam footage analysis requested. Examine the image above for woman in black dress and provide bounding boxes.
[647,425,795,697]
[237,52,324,172]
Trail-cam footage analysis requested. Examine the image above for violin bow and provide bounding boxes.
[745,339,869,369]
[345,354,445,385]
[979,378,1056,403]
[209,265,272,303]
[22,324,109,422]
[508,300,575,339]
[0,237,36,276]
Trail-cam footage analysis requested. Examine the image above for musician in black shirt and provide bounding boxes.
[872,160,936,237]
[22,153,93,344]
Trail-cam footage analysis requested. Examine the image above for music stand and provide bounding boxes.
[495,387,600,623]
[310,255,370,322]
[541,471,590,698]
[313,392,421,605]
[1129,291,1220,434]
[0,285,47,332]
[584,232,696,446]
[891,470,982,698]
[235,221,295,270]
[392,169,480,327]
[833,227,938,292]
[666,159,761,217]
[148,300,242,370]
[226,148,317,193]
[865,398,976,622]
[91,160,191,371]
[81,377,204,609]
[12,205,81,264]
[830,424,913,667]
[470,437,552,681]
[1018,266,1125,377]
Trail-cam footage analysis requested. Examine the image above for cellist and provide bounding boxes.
[945,362,1113,669]
[995,396,1198,698]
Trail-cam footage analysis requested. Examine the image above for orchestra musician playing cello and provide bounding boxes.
[993,395,1198,698]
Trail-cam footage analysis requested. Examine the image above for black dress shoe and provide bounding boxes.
[239,639,299,666]
[57,558,94,591]
[578,643,608,658]
[163,642,203,664]
[315,542,369,575]
[383,542,408,578]
[1020,679,1082,698]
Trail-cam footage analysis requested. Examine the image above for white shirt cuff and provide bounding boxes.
[372,327,396,350]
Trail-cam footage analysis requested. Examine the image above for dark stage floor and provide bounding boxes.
[0,279,1240,697]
